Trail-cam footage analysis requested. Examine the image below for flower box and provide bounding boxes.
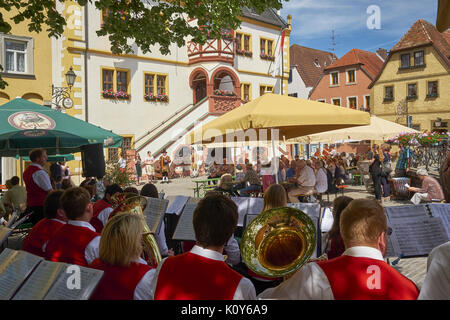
[236,49,252,57]
[213,89,236,97]
[115,91,130,100]
[102,90,116,99]
[260,53,275,61]
[145,94,168,102]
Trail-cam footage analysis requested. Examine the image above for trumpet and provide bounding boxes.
[110,193,162,268]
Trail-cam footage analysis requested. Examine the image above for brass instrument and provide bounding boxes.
[110,193,162,268]
[240,207,316,278]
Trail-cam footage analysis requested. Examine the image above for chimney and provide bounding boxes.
[376,48,388,60]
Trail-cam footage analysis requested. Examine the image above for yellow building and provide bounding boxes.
[369,20,450,132]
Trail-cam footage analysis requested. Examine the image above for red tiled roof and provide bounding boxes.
[442,29,450,45]
[324,48,384,79]
[289,44,337,87]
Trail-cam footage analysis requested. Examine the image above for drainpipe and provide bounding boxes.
[84,4,89,122]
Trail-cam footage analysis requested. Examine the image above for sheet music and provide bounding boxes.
[0,226,12,246]
[231,197,249,227]
[166,196,190,215]
[12,261,66,300]
[247,198,264,215]
[0,249,43,300]
[321,207,334,233]
[172,203,197,241]
[388,216,449,257]
[144,197,169,234]
[44,266,104,300]
[385,205,429,221]
[428,203,450,236]
[287,203,321,221]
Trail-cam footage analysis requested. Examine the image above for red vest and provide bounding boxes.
[23,165,49,207]
[154,252,243,300]
[45,223,99,267]
[88,259,152,300]
[22,218,65,257]
[316,255,419,300]
[90,199,112,233]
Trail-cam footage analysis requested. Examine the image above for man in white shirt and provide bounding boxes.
[288,159,316,203]
[118,156,127,173]
[314,160,328,194]
[22,148,53,225]
[418,241,450,300]
[258,199,419,300]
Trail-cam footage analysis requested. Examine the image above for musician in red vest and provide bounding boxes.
[150,192,256,300]
[22,148,53,225]
[45,187,100,267]
[258,199,420,300]
[90,184,123,233]
[22,190,67,257]
[89,212,155,300]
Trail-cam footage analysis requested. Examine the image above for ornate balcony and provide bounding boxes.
[187,37,234,65]
[209,95,241,114]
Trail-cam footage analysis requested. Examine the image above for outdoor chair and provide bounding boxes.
[391,177,411,200]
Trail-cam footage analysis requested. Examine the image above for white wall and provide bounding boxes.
[288,67,312,99]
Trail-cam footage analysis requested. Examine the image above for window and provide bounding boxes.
[401,53,410,68]
[244,35,251,52]
[317,99,326,103]
[314,59,320,68]
[427,81,438,97]
[260,85,273,96]
[102,69,114,91]
[144,74,154,95]
[144,73,168,101]
[414,51,424,66]
[267,40,273,56]
[346,69,356,84]
[157,75,166,95]
[235,33,242,51]
[330,72,339,86]
[235,32,252,56]
[241,83,251,101]
[348,97,357,109]
[101,68,129,99]
[365,95,370,111]
[122,137,133,150]
[384,86,394,101]
[260,38,274,58]
[288,93,298,97]
[116,71,128,93]
[407,83,417,99]
[108,148,119,162]
[1,35,34,75]
[332,98,341,106]
[260,39,266,55]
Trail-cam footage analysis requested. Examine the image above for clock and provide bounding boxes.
[62,97,74,109]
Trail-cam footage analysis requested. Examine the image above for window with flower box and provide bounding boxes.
[101,68,130,100]
[144,73,169,102]
[260,38,274,61]
[235,32,252,57]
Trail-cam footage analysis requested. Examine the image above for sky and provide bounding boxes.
[280,0,439,58]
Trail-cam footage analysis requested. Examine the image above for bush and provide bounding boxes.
[105,161,133,187]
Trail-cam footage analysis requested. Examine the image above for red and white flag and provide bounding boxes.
[271,29,286,77]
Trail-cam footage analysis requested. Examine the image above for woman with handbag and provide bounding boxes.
[380,144,392,200]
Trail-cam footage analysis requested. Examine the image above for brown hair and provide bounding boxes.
[340,199,387,247]
[263,184,287,212]
[29,148,45,162]
[193,192,238,247]
[99,213,143,267]
[60,187,91,220]
[43,190,64,219]
[328,196,353,239]
[140,183,158,198]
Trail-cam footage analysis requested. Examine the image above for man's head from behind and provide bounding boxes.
[104,184,123,203]
[340,199,388,255]
[61,187,93,221]
[44,190,66,221]
[193,192,238,249]
[10,176,20,186]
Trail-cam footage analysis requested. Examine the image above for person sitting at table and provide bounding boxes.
[150,192,255,299]
[237,163,262,197]
[22,190,67,257]
[287,159,316,203]
[258,199,419,300]
[89,212,155,300]
[313,159,328,197]
[207,161,221,185]
[408,168,445,204]
[285,160,296,180]
[260,161,275,192]
[215,174,239,197]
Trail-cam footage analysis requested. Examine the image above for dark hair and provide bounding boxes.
[328,196,354,239]
[61,179,72,190]
[123,186,139,194]
[60,187,91,220]
[193,192,238,247]
[10,176,20,186]
[29,148,45,162]
[140,183,158,198]
[104,184,123,199]
[43,190,64,219]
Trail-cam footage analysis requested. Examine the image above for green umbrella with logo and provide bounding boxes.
[0,98,123,157]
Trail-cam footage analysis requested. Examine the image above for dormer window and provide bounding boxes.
[314,59,320,67]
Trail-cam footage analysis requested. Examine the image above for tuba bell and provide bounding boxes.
[240,206,316,278]
[110,192,162,268]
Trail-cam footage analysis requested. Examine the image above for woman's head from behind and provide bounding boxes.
[329,196,354,238]
[99,213,144,267]
[218,174,233,190]
[263,184,287,212]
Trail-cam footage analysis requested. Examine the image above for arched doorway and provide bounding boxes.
[189,68,209,105]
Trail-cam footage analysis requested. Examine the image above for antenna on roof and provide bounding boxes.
[330,30,337,62]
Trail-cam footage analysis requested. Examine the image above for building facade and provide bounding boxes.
[369,20,450,132]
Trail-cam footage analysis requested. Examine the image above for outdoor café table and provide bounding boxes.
[192,177,221,197]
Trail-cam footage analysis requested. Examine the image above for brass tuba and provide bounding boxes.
[240,206,316,278]
[110,192,162,268]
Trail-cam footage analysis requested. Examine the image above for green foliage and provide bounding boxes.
[105,160,133,187]
[0,0,287,86]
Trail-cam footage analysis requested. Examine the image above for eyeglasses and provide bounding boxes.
[386,227,392,236]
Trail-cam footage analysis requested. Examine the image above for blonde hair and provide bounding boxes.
[340,199,387,247]
[218,174,233,190]
[263,184,287,211]
[99,213,143,267]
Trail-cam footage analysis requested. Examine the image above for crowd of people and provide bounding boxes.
[0,147,449,300]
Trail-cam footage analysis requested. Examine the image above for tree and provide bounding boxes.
[0,0,286,88]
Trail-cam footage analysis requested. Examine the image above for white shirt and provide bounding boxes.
[67,220,100,265]
[297,165,316,187]
[118,158,126,169]
[133,257,157,300]
[257,246,384,300]
[145,156,154,166]
[418,241,450,300]
[148,245,256,300]
[30,163,52,192]
[315,168,328,193]
[98,207,114,227]
[224,236,241,266]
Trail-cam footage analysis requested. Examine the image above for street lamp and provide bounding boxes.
[51,66,76,112]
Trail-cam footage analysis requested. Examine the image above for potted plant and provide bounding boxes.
[102,89,116,99]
